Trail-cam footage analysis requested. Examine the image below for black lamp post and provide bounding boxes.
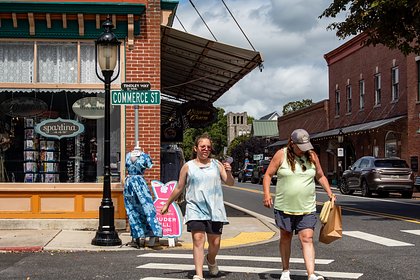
[91,18,122,246]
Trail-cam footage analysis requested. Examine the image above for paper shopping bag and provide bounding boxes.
[319,200,332,224]
[319,202,342,244]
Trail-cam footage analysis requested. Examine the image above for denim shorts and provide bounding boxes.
[274,209,317,234]
[186,220,224,235]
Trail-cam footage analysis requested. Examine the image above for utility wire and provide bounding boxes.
[189,0,218,41]
[220,0,256,51]
[175,15,188,33]
[221,0,264,71]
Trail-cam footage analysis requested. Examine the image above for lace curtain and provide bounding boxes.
[80,43,99,83]
[38,43,78,83]
[0,43,34,83]
[0,41,120,84]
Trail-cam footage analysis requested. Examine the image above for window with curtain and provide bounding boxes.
[80,42,101,84]
[359,79,365,110]
[0,41,120,85]
[37,42,78,83]
[346,84,352,113]
[0,42,34,83]
[391,67,399,101]
[335,90,340,116]
[374,73,381,105]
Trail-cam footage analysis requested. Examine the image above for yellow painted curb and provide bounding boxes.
[179,232,275,250]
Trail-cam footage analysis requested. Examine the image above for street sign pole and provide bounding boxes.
[113,88,161,148]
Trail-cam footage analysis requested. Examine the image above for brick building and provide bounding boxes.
[0,0,262,228]
[324,33,419,174]
[271,33,420,182]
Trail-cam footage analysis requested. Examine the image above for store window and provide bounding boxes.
[385,132,398,158]
[0,41,121,183]
[0,92,121,184]
[0,42,34,83]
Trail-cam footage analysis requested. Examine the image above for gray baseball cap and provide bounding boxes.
[291,129,313,151]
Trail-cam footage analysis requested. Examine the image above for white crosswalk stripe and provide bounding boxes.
[401,229,420,236]
[343,231,414,246]
[138,263,363,279]
[138,253,363,279]
[138,253,334,264]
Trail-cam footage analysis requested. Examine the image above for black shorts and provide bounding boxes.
[274,209,317,234]
[186,220,224,235]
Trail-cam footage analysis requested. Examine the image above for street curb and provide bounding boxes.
[0,246,43,253]
[223,201,279,244]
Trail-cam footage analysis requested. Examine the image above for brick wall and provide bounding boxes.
[327,41,408,129]
[277,100,329,139]
[125,0,161,182]
[325,33,420,171]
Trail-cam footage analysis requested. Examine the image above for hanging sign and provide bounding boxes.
[72,97,105,119]
[35,118,85,139]
[177,101,217,128]
[0,97,48,117]
[151,180,182,238]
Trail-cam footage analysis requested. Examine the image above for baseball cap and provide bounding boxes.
[291,129,313,152]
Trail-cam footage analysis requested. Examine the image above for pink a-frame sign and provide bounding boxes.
[152,180,183,238]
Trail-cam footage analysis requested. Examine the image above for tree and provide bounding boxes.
[282,99,313,115]
[320,0,420,55]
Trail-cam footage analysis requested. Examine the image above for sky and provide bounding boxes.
[172,0,349,119]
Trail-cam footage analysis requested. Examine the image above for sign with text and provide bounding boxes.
[111,90,161,105]
[177,101,217,128]
[151,180,182,238]
[35,118,85,139]
[121,82,151,91]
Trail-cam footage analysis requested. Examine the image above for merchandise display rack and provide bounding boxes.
[23,117,61,183]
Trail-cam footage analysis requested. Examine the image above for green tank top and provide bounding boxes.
[274,147,317,213]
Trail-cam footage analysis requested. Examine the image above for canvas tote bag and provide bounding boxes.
[319,198,342,244]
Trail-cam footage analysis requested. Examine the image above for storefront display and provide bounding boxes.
[0,91,121,184]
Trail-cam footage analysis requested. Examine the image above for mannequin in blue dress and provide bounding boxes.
[124,145,162,248]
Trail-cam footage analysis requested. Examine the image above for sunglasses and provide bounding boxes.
[198,145,212,151]
[299,158,307,172]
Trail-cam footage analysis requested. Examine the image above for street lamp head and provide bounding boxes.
[95,18,121,78]
[337,128,344,144]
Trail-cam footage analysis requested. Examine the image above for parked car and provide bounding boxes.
[237,163,256,183]
[339,156,414,198]
[250,160,277,185]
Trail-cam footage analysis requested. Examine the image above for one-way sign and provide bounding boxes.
[111,90,160,105]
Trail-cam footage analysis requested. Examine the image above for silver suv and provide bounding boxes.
[339,156,414,198]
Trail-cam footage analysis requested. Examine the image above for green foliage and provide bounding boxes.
[229,136,272,170]
[282,99,313,115]
[247,115,254,125]
[227,134,250,156]
[320,0,420,55]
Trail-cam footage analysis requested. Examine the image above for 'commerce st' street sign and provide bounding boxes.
[111,90,161,105]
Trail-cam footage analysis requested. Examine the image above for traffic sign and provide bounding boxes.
[111,90,161,105]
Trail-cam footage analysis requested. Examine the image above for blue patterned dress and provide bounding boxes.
[124,152,163,239]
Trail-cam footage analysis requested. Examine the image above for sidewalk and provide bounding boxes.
[0,203,278,253]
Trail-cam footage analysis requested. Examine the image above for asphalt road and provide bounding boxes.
[0,180,419,280]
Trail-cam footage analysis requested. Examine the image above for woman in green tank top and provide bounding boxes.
[262,129,336,280]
